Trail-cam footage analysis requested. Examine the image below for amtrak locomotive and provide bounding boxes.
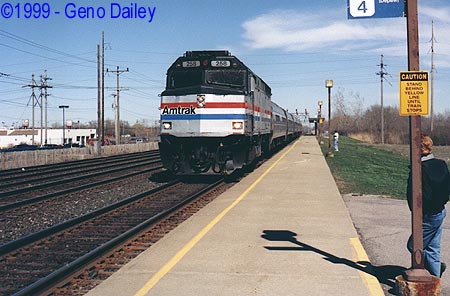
[159,50,301,175]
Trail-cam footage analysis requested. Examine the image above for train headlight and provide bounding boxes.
[232,121,243,130]
[197,95,206,108]
[162,122,172,130]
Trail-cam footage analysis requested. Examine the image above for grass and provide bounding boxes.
[320,136,410,198]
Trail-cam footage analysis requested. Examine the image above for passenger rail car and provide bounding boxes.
[158,50,301,175]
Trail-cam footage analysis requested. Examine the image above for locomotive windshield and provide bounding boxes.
[167,69,245,91]
[205,70,246,88]
[168,70,203,89]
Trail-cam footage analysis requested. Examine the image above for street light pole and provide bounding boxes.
[59,105,69,145]
[325,80,333,157]
[318,100,323,143]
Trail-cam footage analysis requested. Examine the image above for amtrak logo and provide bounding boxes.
[161,105,196,115]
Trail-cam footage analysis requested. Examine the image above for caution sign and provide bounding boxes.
[399,71,429,116]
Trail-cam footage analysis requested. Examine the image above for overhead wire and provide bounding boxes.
[0,29,97,64]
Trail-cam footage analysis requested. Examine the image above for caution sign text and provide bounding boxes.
[399,71,429,116]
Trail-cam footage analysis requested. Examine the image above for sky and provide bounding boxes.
[1,0,449,129]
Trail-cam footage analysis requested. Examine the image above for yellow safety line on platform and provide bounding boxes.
[350,237,385,296]
[134,140,299,296]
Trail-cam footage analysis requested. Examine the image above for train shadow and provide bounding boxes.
[148,170,226,184]
[148,164,256,184]
[148,170,177,183]
[261,230,406,295]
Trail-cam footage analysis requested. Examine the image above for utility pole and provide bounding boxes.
[37,77,44,146]
[101,32,105,145]
[376,54,388,144]
[40,71,52,145]
[430,20,435,133]
[404,0,430,283]
[97,44,102,154]
[59,105,69,145]
[107,66,128,145]
[24,74,38,145]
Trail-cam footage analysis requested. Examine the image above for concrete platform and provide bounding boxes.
[86,136,384,296]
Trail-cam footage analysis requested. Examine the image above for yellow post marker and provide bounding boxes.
[399,71,429,116]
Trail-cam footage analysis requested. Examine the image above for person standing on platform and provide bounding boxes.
[406,135,450,277]
[333,131,339,152]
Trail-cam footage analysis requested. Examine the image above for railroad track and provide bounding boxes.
[0,177,230,295]
[0,150,159,181]
[0,151,160,195]
[0,160,162,209]
[0,150,166,247]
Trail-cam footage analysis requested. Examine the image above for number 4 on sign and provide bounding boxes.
[349,0,375,17]
[358,1,368,13]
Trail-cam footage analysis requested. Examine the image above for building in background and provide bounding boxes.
[0,128,96,149]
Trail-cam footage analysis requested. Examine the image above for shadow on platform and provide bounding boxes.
[261,230,406,295]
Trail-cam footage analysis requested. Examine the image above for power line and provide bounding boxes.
[0,29,96,64]
[0,73,30,83]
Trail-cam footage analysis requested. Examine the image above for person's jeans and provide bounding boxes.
[407,208,446,276]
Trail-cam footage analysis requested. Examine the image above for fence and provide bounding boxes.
[0,143,159,170]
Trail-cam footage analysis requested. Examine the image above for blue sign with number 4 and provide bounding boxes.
[348,0,405,19]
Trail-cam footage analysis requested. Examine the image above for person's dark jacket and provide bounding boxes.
[407,155,450,215]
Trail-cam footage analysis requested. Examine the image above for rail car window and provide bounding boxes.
[168,70,203,88]
[206,70,245,88]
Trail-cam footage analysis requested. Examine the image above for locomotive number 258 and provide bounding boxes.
[211,60,231,67]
